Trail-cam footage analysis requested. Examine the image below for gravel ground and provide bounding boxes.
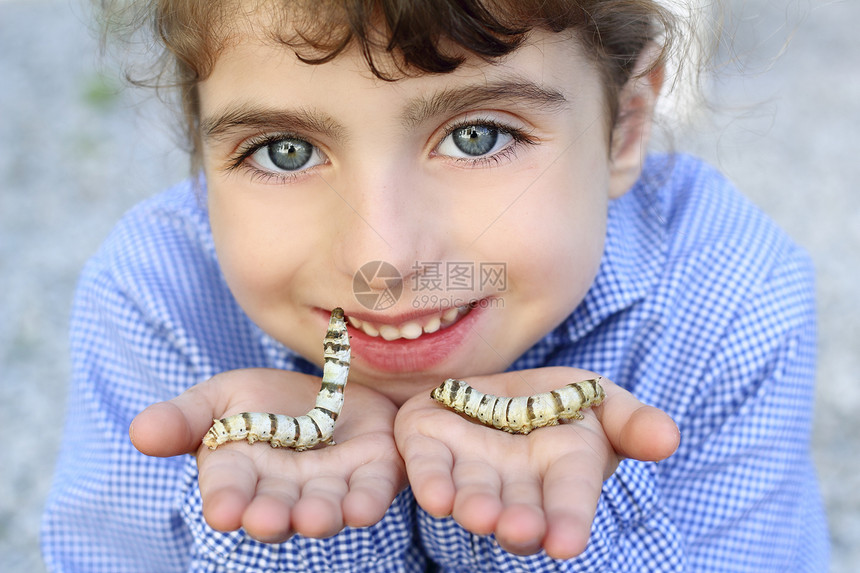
[1,0,857,571]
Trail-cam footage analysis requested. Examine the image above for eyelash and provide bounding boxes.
[225,132,319,184]
[436,118,537,168]
[225,119,537,184]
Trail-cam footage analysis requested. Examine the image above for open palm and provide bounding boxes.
[394,367,680,559]
[130,368,405,542]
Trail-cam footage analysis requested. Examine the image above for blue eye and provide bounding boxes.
[267,139,314,170]
[248,136,325,174]
[437,123,515,160]
[451,125,499,156]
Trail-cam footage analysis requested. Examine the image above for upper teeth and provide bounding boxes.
[347,306,467,341]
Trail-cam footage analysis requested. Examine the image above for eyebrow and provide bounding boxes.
[201,106,346,143]
[401,80,569,127]
[201,79,569,143]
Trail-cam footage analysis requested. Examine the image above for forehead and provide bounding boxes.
[200,26,594,113]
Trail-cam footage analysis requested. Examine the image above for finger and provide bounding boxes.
[130,400,206,457]
[342,454,406,528]
[494,504,545,556]
[596,382,680,462]
[197,448,258,532]
[131,369,320,458]
[399,433,456,517]
[130,374,239,457]
[540,449,605,560]
[494,477,545,555]
[290,475,348,538]
[622,404,681,461]
[451,457,503,535]
[499,474,543,508]
[240,474,301,543]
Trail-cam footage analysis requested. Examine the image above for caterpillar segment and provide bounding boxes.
[202,307,350,451]
[430,377,605,434]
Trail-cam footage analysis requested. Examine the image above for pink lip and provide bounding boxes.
[319,304,483,373]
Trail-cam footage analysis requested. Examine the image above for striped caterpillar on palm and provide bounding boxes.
[202,307,350,451]
[430,377,605,434]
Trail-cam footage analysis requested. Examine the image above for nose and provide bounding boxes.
[330,163,447,290]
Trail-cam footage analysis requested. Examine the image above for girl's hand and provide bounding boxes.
[129,368,404,543]
[394,367,680,560]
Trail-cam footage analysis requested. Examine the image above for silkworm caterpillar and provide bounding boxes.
[202,307,350,451]
[430,377,605,434]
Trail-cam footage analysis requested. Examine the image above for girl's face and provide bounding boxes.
[200,26,641,405]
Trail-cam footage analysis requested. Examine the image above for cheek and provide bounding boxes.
[466,160,609,367]
[492,162,609,306]
[514,205,606,315]
[207,185,314,315]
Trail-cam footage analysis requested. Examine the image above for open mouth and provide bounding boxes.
[331,301,491,374]
[346,305,471,341]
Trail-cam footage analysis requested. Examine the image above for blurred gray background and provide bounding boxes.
[1,0,856,571]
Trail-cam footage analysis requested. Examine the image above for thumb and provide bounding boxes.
[130,397,212,457]
[595,380,680,462]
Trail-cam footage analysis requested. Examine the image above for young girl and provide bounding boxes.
[42,0,828,571]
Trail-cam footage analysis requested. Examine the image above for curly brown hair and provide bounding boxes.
[99,0,682,170]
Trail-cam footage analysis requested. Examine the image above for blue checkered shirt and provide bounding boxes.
[41,154,829,571]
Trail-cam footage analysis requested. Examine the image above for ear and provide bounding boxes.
[608,45,664,199]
